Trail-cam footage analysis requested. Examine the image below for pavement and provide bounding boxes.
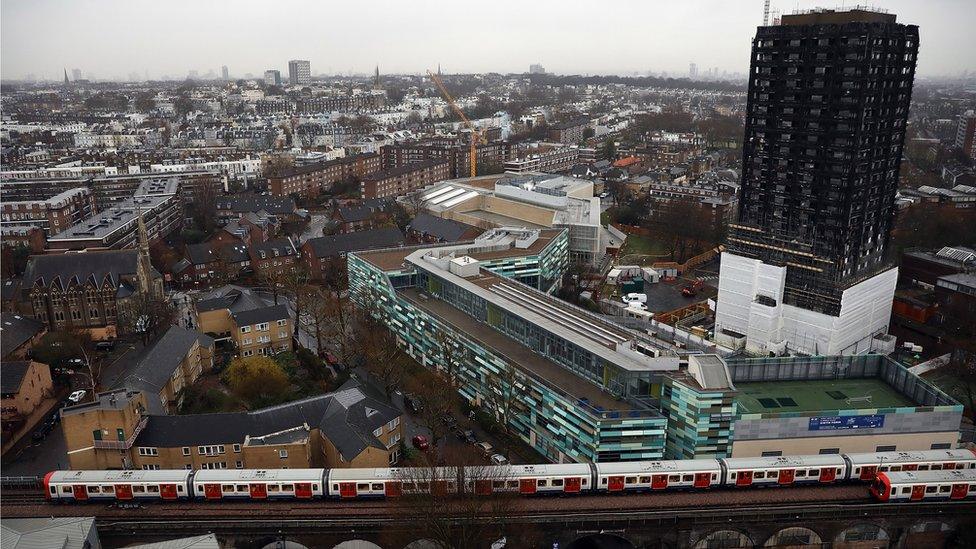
[298,213,330,244]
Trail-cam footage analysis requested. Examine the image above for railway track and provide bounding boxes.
[1,490,46,505]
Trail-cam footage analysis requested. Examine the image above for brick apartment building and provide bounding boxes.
[380,142,511,179]
[268,154,381,198]
[0,187,96,238]
[548,118,590,144]
[360,159,450,199]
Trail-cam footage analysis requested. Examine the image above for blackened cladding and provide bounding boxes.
[729,14,918,315]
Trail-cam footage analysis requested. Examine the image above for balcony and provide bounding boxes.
[93,416,147,450]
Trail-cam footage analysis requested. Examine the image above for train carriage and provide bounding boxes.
[595,460,721,492]
[327,467,459,499]
[846,449,976,481]
[720,455,847,487]
[871,470,976,502]
[465,464,592,496]
[45,470,193,502]
[191,469,326,500]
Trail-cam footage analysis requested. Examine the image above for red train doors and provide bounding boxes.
[950,484,969,500]
[736,471,753,486]
[778,469,795,485]
[607,476,625,492]
[384,481,402,498]
[819,468,836,482]
[564,477,582,493]
[694,472,712,488]
[72,485,88,500]
[159,484,178,499]
[859,466,878,481]
[652,474,668,490]
[249,483,268,499]
[475,479,492,496]
[519,478,537,495]
[295,482,313,499]
[902,463,918,471]
[204,483,222,500]
[114,484,133,500]
[339,482,357,498]
[911,485,925,501]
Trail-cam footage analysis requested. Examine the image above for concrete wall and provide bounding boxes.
[731,430,960,457]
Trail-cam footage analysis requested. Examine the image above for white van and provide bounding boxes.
[622,293,647,305]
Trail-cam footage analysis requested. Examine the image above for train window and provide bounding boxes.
[879,466,889,472]
[639,476,651,484]
[88,486,100,493]
[101,485,114,492]
[507,481,518,488]
[312,484,319,491]
[919,465,930,471]
[222,485,235,492]
[268,485,280,492]
[796,470,807,477]
[371,484,382,491]
[925,486,937,493]
[417,482,429,491]
[711,474,717,480]
[133,485,145,493]
[552,479,564,487]
[754,472,765,479]
[147,485,159,493]
[730,473,736,479]
[282,484,294,492]
[537,480,548,487]
[939,485,950,493]
[236,485,247,492]
[808,469,819,476]
[62,486,72,493]
[931,464,942,470]
[766,471,777,477]
[682,475,693,482]
[625,476,637,484]
[901,487,911,494]
[601,478,607,485]
[333,484,339,491]
[669,475,680,482]
[890,466,902,472]
[854,467,860,474]
[177,486,183,493]
[357,483,369,491]
[836,469,843,474]
[50,487,56,495]
[493,481,505,489]
[970,485,976,492]
[447,483,456,490]
[581,479,588,485]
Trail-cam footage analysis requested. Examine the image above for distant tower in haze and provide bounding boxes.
[288,60,311,85]
[689,62,698,79]
[374,65,381,89]
[71,68,82,82]
[221,65,229,80]
[63,68,69,85]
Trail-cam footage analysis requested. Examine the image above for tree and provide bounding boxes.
[32,330,102,397]
[405,368,460,455]
[224,355,290,407]
[601,138,617,161]
[118,290,177,345]
[390,202,413,233]
[134,91,156,112]
[352,309,411,399]
[1,244,31,277]
[279,265,311,335]
[258,268,287,305]
[263,154,294,178]
[482,361,523,446]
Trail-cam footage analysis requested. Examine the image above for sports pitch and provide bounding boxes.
[735,378,916,414]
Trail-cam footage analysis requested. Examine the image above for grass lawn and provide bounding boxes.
[619,234,669,258]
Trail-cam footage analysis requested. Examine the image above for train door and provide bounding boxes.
[339,482,357,498]
[519,478,537,495]
[564,477,582,493]
[475,479,492,496]
[160,484,178,500]
[204,483,222,500]
[431,480,448,496]
[859,465,878,481]
[951,484,969,500]
[694,472,712,488]
[778,469,795,485]
[72,485,88,501]
[943,462,956,470]
[607,476,625,492]
[736,471,753,487]
[911,485,925,501]
[903,463,918,471]
[295,482,313,499]
[819,468,836,482]
[384,481,402,498]
[114,484,133,500]
[652,474,668,490]
[249,483,268,499]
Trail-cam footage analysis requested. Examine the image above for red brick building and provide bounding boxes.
[360,159,451,199]
[268,153,381,198]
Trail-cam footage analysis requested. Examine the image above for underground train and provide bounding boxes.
[43,449,976,503]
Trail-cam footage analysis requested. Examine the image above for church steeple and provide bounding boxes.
[63,68,70,86]
[136,209,153,294]
[374,65,380,89]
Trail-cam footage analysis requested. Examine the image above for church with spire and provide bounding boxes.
[20,211,163,338]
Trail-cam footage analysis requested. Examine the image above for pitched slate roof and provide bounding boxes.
[1,278,22,302]
[304,227,405,259]
[230,304,290,326]
[135,380,399,460]
[0,313,45,358]
[1,361,31,394]
[185,242,250,266]
[0,517,97,549]
[215,195,296,215]
[407,213,482,242]
[195,285,273,313]
[335,204,380,223]
[123,326,213,401]
[22,250,140,290]
[124,534,220,549]
[250,238,297,260]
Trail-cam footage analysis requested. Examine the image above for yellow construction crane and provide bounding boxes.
[428,70,482,178]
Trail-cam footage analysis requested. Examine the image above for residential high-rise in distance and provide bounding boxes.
[71,68,82,81]
[288,59,311,85]
[264,69,281,86]
[221,65,229,80]
[529,63,546,74]
[956,110,976,160]
[715,8,918,356]
[689,62,698,79]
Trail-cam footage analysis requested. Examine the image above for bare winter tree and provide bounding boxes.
[118,291,177,345]
[406,368,462,455]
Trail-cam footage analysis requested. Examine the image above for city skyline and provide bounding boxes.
[3,0,974,82]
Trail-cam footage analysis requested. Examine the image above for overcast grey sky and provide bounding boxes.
[2,0,973,81]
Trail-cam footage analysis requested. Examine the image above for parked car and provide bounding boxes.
[67,390,86,403]
[32,417,57,441]
[474,442,494,455]
[440,414,457,427]
[490,453,509,465]
[453,427,467,441]
[404,395,423,414]
[411,435,430,451]
[66,358,85,367]
[95,340,117,351]
[463,430,477,444]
